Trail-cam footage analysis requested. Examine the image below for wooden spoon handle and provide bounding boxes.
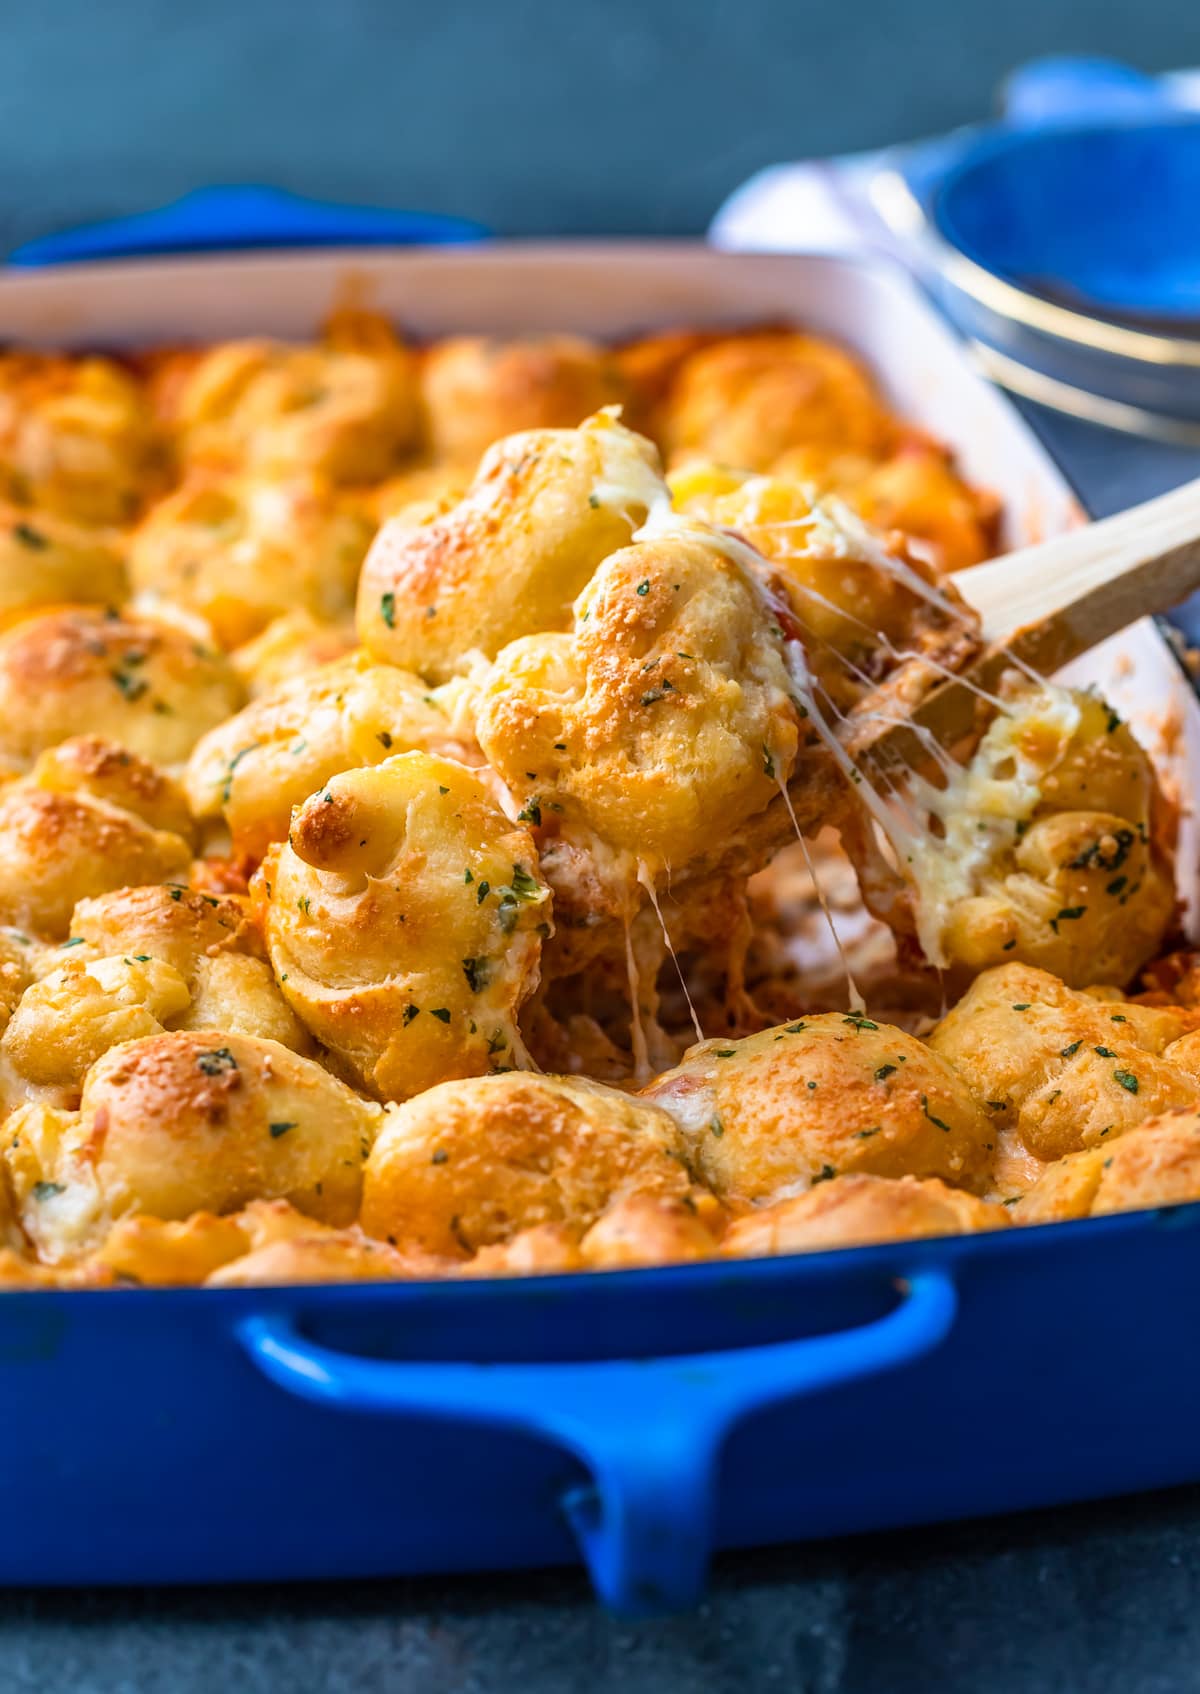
[856,474,1200,776]
[951,473,1200,657]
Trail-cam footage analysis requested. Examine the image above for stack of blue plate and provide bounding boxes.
[874,58,1200,443]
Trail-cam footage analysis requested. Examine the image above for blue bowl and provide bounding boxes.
[934,118,1200,326]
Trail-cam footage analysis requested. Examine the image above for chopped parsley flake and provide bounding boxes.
[635,580,650,596]
[843,1015,878,1031]
[380,591,396,628]
[13,521,48,550]
[431,1149,449,1164]
[1060,1041,1082,1058]
[221,742,260,804]
[269,1121,297,1139]
[462,957,491,993]
[517,799,542,827]
[1094,1046,1117,1059]
[1012,1003,1031,1012]
[196,1047,238,1076]
[402,1005,420,1026]
[430,1007,451,1023]
[874,1063,897,1082]
[762,745,775,779]
[1114,1070,1139,1094]
[920,1095,952,1132]
[111,667,148,702]
[377,731,393,749]
[32,1181,65,1201]
[709,1114,724,1138]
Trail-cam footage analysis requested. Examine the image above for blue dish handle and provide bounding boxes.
[8,184,488,267]
[238,1266,957,1614]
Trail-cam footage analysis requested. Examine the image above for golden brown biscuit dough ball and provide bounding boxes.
[63,882,309,1054]
[1015,1105,1200,1224]
[722,1173,1010,1258]
[153,312,419,483]
[579,1192,718,1269]
[207,1228,430,1286]
[0,747,194,938]
[68,881,247,975]
[929,962,1200,1163]
[3,1029,383,1259]
[258,752,551,1100]
[668,465,975,710]
[361,1071,693,1257]
[462,1222,584,1278]
[660,332,895,472]
[127,472,373,649]
[230,611,358,698]
[0,503,127,625]
[0,928,39,1031]
[897,687,1174,986]
[643,1014,994,1204]
[32,736,196,840]
[187,651,477,862]
[93,1208,254,1286]
[0,952,191,1106]
[0,607,242,774]
[420,335,626,465]
[371,462,472,524]
[0,351,160,523]
[475,529,800,872]
[356,410,659,682]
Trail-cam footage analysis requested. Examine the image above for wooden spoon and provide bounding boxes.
[860,472,1200,774]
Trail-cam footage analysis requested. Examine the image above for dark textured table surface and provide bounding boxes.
[6,1,1200,1687]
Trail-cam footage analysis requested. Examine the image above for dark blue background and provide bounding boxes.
[3,0,1195,247]
[5,2,1200,1688]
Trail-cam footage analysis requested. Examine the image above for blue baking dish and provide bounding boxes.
[3,205,1199,1617]
[9,1206,1200,1618]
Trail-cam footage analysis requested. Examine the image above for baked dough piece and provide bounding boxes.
[128,472,372,648]
[420,334,626,464]
[230,611,358,698]
[0,502,127,624]
[0,741,194,937]
[722,1172,1009,1256]
[669,464,976,709]
[660,331,895,472]
[0,351,160,523]
[3,1029,383,1259]
[774,439,1000,574]
[0,883,310,1108]
[913,686,1174,986]
[187,651,477,860]
[929,962,1200,1163]
[0,606,242,773]
[643,1014,994,1202]
[150,311,419,483]
[476,529,799,874]
[257,751,551,1099]
[1015,1105,1200,1223]
[357,411,658,681]
[361,1071,694,1257]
